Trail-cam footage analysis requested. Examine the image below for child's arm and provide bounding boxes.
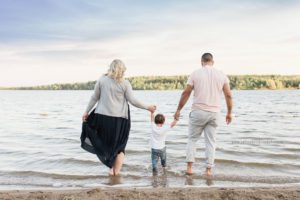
[151,111,155,122]
[170,119,178,128]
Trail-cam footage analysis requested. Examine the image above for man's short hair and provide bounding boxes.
[201,53,213,62]
[155,114,165,124]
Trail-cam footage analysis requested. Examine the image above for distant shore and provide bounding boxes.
[1,75,300,90]
[1,186,299,200]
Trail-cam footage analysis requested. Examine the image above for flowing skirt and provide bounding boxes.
[81,107,131,168]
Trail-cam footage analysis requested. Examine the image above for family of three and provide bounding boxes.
[81,53,233,177]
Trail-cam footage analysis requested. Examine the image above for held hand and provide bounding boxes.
[174,110,180,121]
[170,120,177,128]
[82,112,89,122]
[148,105,157,113]
[226,113,232,124]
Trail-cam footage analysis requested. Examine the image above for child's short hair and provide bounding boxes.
[154,114,165,124]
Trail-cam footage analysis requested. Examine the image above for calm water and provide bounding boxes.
[0,90,299,189]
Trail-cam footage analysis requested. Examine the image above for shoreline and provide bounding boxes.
[1,186,299,200]
[1,74,300,90]
[0,88,299,91]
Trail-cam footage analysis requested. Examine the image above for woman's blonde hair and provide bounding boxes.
[107,59,126,82]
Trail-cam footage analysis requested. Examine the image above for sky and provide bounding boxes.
[0,0,300,87]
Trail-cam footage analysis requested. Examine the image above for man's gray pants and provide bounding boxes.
[186,109,220,168]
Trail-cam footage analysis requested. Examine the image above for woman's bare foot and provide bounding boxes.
[112,152,125,176]
[109,168,114,176]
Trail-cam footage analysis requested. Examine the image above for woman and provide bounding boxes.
[81,59,156,176]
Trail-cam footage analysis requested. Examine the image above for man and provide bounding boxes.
[174,53,233,176]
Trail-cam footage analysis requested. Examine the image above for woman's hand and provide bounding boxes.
[148,105,156,113]
[82,112,89,122]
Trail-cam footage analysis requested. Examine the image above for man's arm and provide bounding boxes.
[174,84,193,120]
[223,83,233,124]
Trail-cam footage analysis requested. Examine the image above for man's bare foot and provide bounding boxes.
[204,168,213,177]
[186,167,193,175]
[186,162,193,175]
[186,171,193,175]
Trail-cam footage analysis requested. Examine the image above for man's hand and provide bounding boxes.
[174,84,193,121]
[170,119,178,128]
[82,112,89,122]
[226,113,232,124]
[148,105,157,113]
[174,110,180,121]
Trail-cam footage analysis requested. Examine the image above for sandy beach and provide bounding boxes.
[0,186,299,200]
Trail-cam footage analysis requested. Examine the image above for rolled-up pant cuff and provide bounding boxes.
[186,157,195,163]
[205,163,215,168]
[186,160,194,163]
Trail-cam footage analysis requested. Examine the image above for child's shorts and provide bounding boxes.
[151,147,166,171]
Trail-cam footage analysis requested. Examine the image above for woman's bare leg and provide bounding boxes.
[109,168,114,176]
[113,152,125,175]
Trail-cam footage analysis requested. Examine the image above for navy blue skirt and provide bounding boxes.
[81,108,131,168]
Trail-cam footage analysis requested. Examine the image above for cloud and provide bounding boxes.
[1,0,300,86]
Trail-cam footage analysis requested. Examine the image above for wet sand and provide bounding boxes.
[0,187,299,200]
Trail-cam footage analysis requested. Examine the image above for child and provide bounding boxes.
[150,112,177,173]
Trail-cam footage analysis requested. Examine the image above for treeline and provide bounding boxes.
[129,75,300,90]
[4,75,300,90]
[128,76,187,90]
[228,75,300,90]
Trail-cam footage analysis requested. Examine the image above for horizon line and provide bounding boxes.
[1,74,300,88]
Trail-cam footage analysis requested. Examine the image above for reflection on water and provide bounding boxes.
[107,175,123,186]
[204,176,214,186]
[185,174,214,186]
[185,175,194,186]
[152,168,214,187]
[152,169,168,188]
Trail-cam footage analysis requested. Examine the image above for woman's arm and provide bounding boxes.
[85,78,101,113]
[82,79,101,121]
[124,81,156,112]
[125,81,148,109]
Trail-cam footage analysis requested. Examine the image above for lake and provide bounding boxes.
[0,90,299,189]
